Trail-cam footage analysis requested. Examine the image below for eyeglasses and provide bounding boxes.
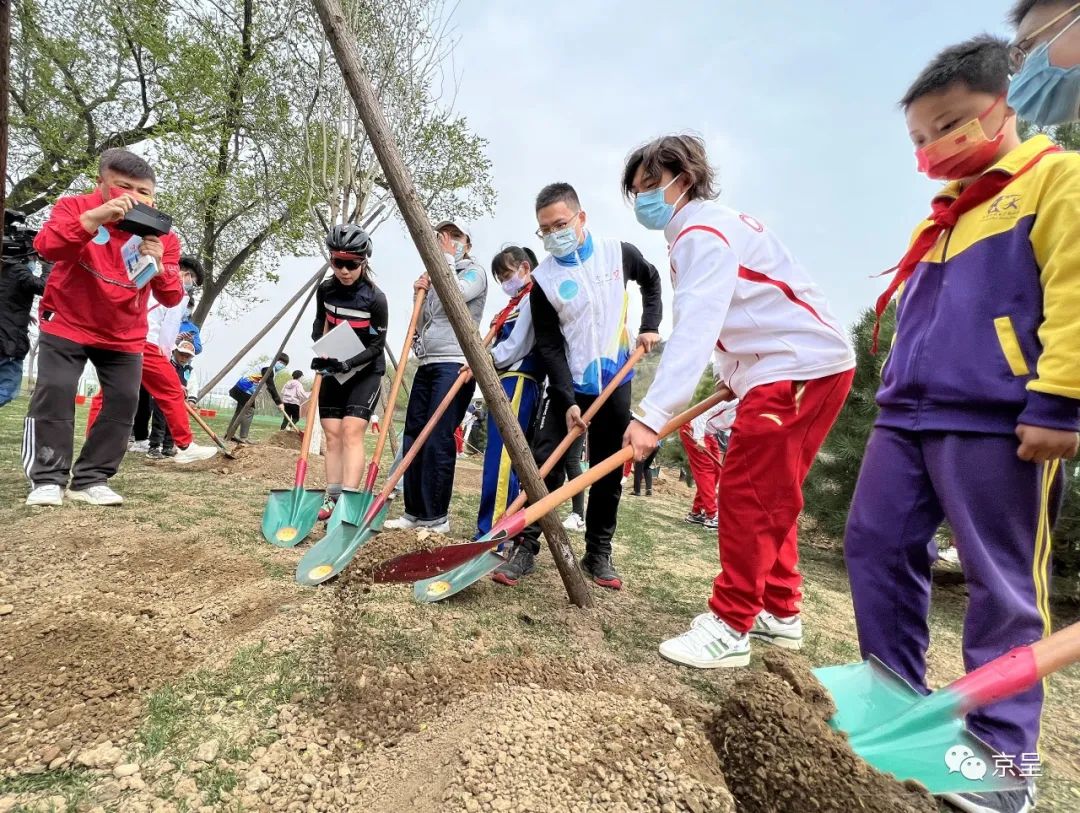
[535,212,580,238]
[331,257,367,271]
[1009,1,1080,74]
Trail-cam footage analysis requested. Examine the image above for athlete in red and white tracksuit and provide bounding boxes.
[86,286,198,450]
[632,198,855,657]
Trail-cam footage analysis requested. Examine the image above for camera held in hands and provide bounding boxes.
[116,203,173,238]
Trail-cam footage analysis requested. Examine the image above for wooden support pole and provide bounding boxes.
[312,0,592,608]
[198,263,328,400]
[0,0,9,226]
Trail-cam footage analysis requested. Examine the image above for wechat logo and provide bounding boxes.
[945,745,987,781]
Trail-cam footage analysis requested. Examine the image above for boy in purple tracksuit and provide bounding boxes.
[845,37,1079,813]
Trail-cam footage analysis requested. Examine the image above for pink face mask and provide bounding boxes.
[915,95,1008,181]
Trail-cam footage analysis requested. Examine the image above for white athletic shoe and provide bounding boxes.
[66,485,124,506]
[26,485,64,507]
[172,442,218,464]
[562,512,586,532]
[659,613,750,669]
[128,439,150,454]
[749,610,804,650]
[425,518,451,534]
[385,515,421,530]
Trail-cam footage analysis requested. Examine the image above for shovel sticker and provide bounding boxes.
[945,745,986,781]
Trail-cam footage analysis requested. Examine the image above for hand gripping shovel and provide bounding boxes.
[261,374,325,547]
[296,314,508,587]
[376,389,730,584]
[184,401,237,460]
[325,290,426,535]
[813,620,1080,795]
[414,346,647,603]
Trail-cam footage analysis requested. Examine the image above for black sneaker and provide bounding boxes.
[684,511,708,525]
[942,786,1035,813]
[491,544,535,587]
[581,553,622,590]
[162,446,177,458]
[646,489,653,496]
[146,447,164,460]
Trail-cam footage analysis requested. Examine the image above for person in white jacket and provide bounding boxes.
[622,134,855,669]
[87,255,217,465]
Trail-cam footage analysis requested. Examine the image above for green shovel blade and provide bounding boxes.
[261,487,325,547]
[325,489,374,534]
[814,658,1024,795]
[413,550,505,603]
[294,501,391,586]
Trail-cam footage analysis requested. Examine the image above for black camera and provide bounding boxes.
[116,203,173,238]
[3,210,39,261]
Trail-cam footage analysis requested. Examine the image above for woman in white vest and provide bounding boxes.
[491,182,663,591]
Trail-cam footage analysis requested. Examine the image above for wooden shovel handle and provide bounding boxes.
[1033,620,1080,678]
[299,374,324,465]
[184,401,224,444]
[377,320,501,500]
[498,345,646,521]
[370,289,426,466]
[521,389,730,527]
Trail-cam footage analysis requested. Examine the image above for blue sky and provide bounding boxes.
[195,0,1019,387]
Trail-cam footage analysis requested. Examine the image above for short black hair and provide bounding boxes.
[292,370,304,379]
[179,255,205,286]
[98,148,156,184]
[275,353,290,366]
[535,182,580,213]
[490,245,538,280]
[900,35,1010,109]
[1010,0,1068,27]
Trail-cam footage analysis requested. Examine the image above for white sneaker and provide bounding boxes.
[67,485,123,506]
[385,515,421,530]
[128,440,150,454]
[425,518,451,534]
[562,512,586,532]
[749,610,803,650]
[171,442,218,464]
[659,613,750,669]
[26,485,64,506]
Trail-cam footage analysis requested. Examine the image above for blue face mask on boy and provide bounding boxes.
[543,224,580,259]
[274,362,286,373]
[634,173,687,230]
[1009,15,1080,126]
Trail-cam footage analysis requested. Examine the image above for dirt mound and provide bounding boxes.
[338,528,464,583]
[708,654,937,813]
[184,443,326,489]
[266,429,303,450]
[440,686,735,812]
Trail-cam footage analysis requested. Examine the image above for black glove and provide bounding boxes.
[323,358,350,374]
[311,356,331,372]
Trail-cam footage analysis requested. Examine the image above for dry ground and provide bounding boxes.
[0,399,1077,812]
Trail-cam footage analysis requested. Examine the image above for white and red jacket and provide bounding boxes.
[637,199,854,433]
[33,189,183,353]
[146,293,185,355]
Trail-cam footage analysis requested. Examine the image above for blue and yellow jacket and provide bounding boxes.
[878,135,1080,434]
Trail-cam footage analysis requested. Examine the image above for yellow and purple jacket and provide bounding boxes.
[878,135,1080,434]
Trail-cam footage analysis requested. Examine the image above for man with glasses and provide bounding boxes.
[491,182,662,590]
[1009,1,1080,125]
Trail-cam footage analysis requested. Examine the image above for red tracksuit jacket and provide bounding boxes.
[33,189,183,353]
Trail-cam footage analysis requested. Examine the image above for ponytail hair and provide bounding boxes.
[490,245,537,281]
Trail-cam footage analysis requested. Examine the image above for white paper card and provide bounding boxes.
[312,321,366,384]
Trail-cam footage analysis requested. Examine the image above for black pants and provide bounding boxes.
[402,362,475,522]
[633,449,658,494]
[150,365,186,451]
[520,382,632,558]
[281,402,302,429]
[228,385,256,440]
[24,332,142,490]
[563,432,586,516]
[132,387,152,441]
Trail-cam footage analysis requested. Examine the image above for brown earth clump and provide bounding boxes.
[266,429,303,450]
[707,656,938,813]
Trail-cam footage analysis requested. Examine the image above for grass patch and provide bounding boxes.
[0,769,93,811]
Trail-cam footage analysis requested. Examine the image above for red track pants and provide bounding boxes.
[680,424,721,516]
[709,370,853,633]
[88,342,193,448]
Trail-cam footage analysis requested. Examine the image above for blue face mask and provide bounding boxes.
[634,174,686,230]
[543,225,580,259]
[274,362,286,373]
[452,241,467,263]
[1008,18,1080,126]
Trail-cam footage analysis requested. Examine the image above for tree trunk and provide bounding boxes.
[312,0,592,608]
[0,0,10,224]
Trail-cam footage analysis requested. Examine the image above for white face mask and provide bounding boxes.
[501,275,526,297]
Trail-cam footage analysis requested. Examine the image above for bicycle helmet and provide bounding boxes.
[325,224,373,258]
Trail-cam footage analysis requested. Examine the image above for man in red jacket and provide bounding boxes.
[23,149,183,507]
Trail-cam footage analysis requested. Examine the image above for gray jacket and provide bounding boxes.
[414,256,487,365]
